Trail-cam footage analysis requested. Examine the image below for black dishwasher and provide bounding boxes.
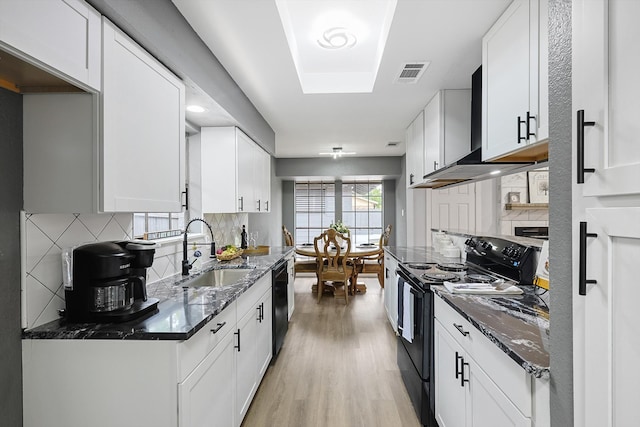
[271,259,289,360]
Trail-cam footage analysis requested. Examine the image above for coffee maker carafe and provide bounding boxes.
[64,240,159,323]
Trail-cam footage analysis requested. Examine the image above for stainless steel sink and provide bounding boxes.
[182,268,254,288]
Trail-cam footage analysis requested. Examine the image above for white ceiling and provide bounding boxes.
[173,0,511,158]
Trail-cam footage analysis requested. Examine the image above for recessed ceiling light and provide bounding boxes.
[186,105,206,113]
[317,27,357,49]
[276,0,398,94]
[490,170,502,175]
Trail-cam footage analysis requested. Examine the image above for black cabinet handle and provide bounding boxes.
[234,329,241,352]
[238,196,244,211]
[461,360,469,387]
[410,173,415,185]
[517,116,526,144]
[526,111,536,139]
[385,268,389,279]
[454,323,469,337]
[210,322,226,334]
[181,186,189,210]
[455,351,462,380]
[577,110,596,184]
[257,200,261,211]
[265,201,269,211]
[579,221,598,295]
[434,160,438,171]
[260,302,264,321]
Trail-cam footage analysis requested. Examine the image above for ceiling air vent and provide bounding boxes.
[396,61,430,84]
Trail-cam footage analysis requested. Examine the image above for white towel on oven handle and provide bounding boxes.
[401,282,414,342]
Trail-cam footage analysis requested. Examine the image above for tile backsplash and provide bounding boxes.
[500,172,549,235]
[22,211,248,329]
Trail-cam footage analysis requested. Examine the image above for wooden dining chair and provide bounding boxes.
[283,225,318,279]
[355,224,392,288]
[314,228,353,304]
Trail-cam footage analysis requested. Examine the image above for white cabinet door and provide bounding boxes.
[423,90,472,175]
[573,0,640,197]
[287,255,295,320]
[102,18,185,212]
[0,0,101,90]
[406,111,424,187]
[482,0,547,162]
[237,130,257,213]
[435,320,467,427]
[573,208,640,427]
[467,356,531,427]
[255,147,271,212]
[179,331,236,427]
[200,127,238,213]
[235,304,259,424]
[424,91,443,175]
[256,288,273,379]
[383,252,398,332]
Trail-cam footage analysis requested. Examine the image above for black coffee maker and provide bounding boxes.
[64,240,159,323]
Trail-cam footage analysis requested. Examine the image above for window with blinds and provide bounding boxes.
[294,181,384,245]
[295,182,336,244]
[342,181,383,246]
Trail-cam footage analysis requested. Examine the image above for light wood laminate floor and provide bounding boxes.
[242,275,421,427]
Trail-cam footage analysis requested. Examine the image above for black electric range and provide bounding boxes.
[396,236,537,426]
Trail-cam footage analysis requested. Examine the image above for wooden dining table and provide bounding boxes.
[294,243,382,295]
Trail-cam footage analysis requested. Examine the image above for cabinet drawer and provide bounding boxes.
[178,301,236,382]
[237,274,271,317]
[434,295,532,416]
[434,295,476,351]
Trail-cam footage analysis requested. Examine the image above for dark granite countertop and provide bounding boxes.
[385,246,550,379]
[22,247,294,341]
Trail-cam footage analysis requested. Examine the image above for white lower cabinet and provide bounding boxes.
[383,251,398,333]
[178,330,236,427]
[434,295,547,427]
[235,273,273,424]
[22,275,273,427]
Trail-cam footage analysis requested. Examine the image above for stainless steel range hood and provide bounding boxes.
[414,147,536,189]
[412,66,546,189]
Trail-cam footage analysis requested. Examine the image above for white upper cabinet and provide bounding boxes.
[406,110,425,188]
[23,17,185,213]
[573,0,640,198]
[573,2,640,426]
[482,0,548,162]
[254,147,271,212]
[101,18,185,212]
[0,0,101,90]
[200,127,271,214]
[423,89,472,176]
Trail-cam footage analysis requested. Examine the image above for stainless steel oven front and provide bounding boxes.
[396,266,436,427]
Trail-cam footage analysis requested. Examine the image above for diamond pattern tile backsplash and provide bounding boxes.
[22,212,248,329]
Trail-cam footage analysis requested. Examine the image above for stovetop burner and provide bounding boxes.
[436,262,468,272]
[465,273,495,283]
[422,271,459,282]
[405,262,437,270]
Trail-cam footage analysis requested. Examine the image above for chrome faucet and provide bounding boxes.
[182,218,216,275]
